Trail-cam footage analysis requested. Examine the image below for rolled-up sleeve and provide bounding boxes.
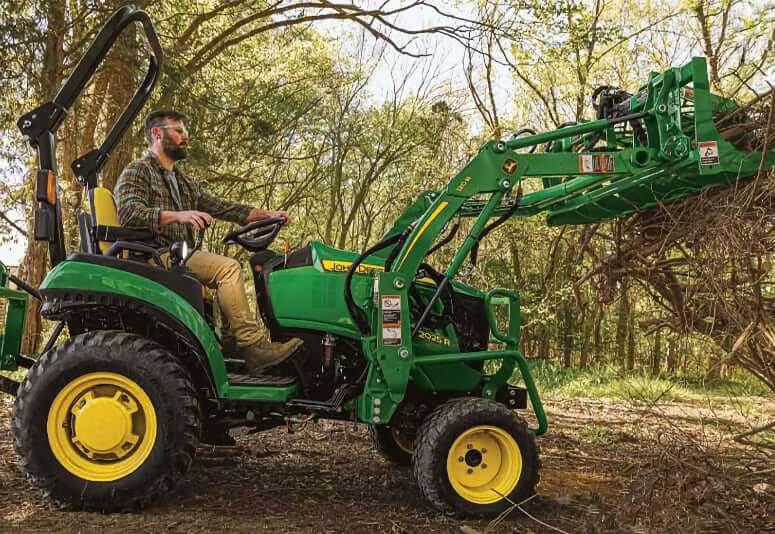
[196,183,251,224]
[115,164,162,233]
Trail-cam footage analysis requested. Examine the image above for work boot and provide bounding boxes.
[238,338,303,375]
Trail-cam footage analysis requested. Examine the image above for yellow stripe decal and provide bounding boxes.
[397,201,448,270]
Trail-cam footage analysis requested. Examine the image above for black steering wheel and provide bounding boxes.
[222,216,286,252]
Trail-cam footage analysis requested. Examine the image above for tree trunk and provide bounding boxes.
[537,325,549,360]
[705,350,723,382]
[579,307,592,368]
[666,336,678,374]
[614,279,629,368]
[626,308,636,370]
[101,23,142,190]
[18,0,66,354]
[562,301,573,367]
[651,329,662,377]
[592,301,603,364]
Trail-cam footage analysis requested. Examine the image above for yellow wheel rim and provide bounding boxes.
[47,372,157,482]
[446,425,522,504]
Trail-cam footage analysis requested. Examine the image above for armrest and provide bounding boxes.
[94,224,155,242]
[105,241,163,267]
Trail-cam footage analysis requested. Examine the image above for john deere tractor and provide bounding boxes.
[1,5,772,517]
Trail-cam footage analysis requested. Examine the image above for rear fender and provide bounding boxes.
[40,260,229,395]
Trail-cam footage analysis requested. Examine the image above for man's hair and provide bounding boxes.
[144,110,188,143]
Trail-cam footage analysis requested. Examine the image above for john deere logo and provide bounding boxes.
[502,159,518,174]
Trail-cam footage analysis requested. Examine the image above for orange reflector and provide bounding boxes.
[45,171,56,205]
[283,239,289,254]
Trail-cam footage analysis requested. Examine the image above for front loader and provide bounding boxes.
[1,5,773,518]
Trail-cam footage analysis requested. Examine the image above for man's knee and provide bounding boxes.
[216,255,243,283]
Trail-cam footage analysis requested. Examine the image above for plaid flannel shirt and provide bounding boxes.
[115,150,251,248]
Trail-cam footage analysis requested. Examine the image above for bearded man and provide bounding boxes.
[115,110,301,374]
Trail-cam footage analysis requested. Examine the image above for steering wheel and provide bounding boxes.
[222,216,286,252]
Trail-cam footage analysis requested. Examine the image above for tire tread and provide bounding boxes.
[12,330,200,512]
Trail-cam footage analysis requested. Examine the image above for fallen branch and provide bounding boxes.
[734,420,775,442]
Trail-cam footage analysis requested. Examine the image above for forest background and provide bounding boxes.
[0,0,774,398]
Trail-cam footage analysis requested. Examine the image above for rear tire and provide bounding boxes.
[413,397,540,518]
[12,330,200,512]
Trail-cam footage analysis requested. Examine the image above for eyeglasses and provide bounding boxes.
[158,125,189,137]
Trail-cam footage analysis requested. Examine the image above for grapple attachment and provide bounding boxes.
[505,57,775,226]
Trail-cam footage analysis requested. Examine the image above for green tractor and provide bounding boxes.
[1,5,773,517]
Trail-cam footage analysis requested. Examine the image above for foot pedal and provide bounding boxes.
[227,373,295,387]
[284,384,361,414]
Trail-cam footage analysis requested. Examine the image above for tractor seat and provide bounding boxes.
[78,186,155,255]
[77,186,215,305]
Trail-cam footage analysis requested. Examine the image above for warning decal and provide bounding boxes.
[381,295,401,346]
[698,141,720,165]
[578,154,616,174]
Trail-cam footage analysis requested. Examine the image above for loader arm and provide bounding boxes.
[348,57,775,429]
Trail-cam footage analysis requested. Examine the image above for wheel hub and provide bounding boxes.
[447,425,522,504]
[47,372,157,482]
[464,449,483,467]
[71,390,139,459]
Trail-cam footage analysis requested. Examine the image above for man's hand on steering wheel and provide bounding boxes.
[246,208,291,225]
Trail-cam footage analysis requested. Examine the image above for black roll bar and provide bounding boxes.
[16,5,163,266]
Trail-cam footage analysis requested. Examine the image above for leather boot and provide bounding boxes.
[238,338,303,375]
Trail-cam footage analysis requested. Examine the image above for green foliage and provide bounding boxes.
[576,424,616,445]
[517,361,772,402]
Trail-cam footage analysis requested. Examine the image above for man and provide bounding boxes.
[115,110,301,374]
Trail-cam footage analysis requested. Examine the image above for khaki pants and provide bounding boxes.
[161,250,263,347]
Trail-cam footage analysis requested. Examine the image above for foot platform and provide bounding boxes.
[227,373,296,387]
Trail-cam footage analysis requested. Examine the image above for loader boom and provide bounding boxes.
[346,57,775,428]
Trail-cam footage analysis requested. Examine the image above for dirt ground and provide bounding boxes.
[0,394,772,534]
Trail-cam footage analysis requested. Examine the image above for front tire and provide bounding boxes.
[413,398,540,518]
[12,330,200,512]
[369,424,414,466]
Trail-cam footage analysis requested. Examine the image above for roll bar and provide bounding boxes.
[16,5,163,266]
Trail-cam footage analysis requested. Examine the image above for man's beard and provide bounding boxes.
[162,132,188,160]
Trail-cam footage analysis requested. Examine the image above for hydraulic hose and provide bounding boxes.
[344,232,403,336]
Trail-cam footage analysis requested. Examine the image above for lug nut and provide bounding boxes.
[466,444,473,449]
[482,464,488,469]
[466,468,473,474]
[458,456,464,462]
